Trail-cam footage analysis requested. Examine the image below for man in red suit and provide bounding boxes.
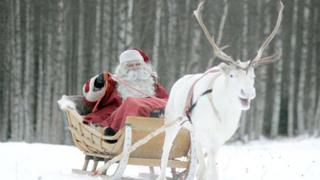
[82,49,168,136]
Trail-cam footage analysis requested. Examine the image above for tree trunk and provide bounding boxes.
[10,0,23,141]
[152,0,162,70]
[294,0,306,135]
[76,0,85,93]
[254,0,267,139]
[279,0,294,136]
[269,1,284,138]
[304,0,317,135]
[287,0,299,137]
[0,0,10,141]
[41,0,54,142]
[91,0,101,74]
[23,0,35,141]
[270,40,283,138]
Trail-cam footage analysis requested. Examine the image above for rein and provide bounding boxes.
[184,67,221,123]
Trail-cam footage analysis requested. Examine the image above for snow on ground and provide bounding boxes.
[1,138,320,180]
[218,137,320,180]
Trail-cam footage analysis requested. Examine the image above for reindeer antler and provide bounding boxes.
[194,1,284,69]
[193,0,243,69]
[249,1,284,67]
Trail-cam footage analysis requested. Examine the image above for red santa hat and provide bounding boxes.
[119,49,150,64]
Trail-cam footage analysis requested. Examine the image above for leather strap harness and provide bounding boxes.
[183,68,221,124]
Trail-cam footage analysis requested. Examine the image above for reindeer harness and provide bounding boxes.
[184,68,222,123]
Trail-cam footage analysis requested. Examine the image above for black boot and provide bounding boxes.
[104,127,118,143]
[149,108,165,118]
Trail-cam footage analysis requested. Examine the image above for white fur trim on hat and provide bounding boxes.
[119,49,144,64]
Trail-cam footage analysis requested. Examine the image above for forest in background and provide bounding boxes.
[0,0,319,144]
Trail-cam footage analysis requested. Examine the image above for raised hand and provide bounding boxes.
[94,73,105,89]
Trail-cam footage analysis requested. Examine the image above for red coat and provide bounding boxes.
[82,73,168,131]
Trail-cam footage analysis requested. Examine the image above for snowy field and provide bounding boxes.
[1,138,320,180]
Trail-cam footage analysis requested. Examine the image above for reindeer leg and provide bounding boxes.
[158,124,181,180]
[204,150,218,180]
[185,125,197,180]
[196,143,206,180]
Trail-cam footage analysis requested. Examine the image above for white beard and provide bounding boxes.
[115,63,156,101]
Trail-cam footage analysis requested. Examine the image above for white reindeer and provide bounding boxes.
[158,1,284,180]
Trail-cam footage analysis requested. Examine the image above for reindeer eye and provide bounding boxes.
[230,74,234,78]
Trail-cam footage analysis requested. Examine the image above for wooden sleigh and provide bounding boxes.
[60,96,191,179]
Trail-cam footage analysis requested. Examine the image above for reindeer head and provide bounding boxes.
[194,1,283,110]
[219,62,255,110]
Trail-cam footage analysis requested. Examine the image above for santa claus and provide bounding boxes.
[82,49,168,137]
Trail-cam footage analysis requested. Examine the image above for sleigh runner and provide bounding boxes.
[60,97,191,179]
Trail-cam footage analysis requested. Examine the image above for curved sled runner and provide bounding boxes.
[60,97,191,179]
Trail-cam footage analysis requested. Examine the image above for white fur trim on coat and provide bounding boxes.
[83,75,106,102]
[57,95,76,110]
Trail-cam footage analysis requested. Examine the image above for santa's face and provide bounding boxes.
[120,61,151,81]
[115,61,156,100]
[126,61,142,71]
